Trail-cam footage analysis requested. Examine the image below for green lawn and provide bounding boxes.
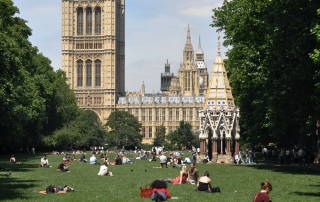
[0,153,319,202]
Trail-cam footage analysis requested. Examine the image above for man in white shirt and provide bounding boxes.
[90,154,100,165]
[98,162,110,176]
[40,155,50,167]
[159,153,167,168]
[184,156,191,164]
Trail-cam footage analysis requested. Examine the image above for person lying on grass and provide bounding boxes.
[164,165,188,184]
[150,180,171,202]
[39,185,74,194]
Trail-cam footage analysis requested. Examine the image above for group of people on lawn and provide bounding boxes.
[9,150,272,201]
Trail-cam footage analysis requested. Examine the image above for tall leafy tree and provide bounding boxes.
[44,110,107,149]
[211,0,320,148]
[0,0,79,151]
[166,121,195,149]
[154,125,166,146]
[0,0,45,150]
[105,111,142,149]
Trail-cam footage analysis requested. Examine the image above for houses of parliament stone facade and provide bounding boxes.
[62,0,209,143]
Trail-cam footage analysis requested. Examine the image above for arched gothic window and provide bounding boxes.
[86,60,92,86]
[77,8,83,35]
[95,60,101,86]
[86,7,92,34]
[77,60,83,86]
[95,7,101,34]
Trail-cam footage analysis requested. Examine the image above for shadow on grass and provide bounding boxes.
[292,191,320,197]
[0,178,38,201]
[0,155,43,200]
[0,154,43,172]
[245,164,320,176]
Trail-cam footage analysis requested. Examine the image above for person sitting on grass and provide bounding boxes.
[62,155,70,164]
[80,152,87,163]
[164,165,188,184]
[159,153,167,168]
[98,162,112,176]
[253,181,273,202]
[196,171,213,192]
[40,155,50,167]
[172,156,183,168]
[71,154,78,161]
[122,155,128,163]
[184,155,191,164]
[104,155,110,165]
[100,153,106,161]
[57,161,69,172]
[187,163,198,184]
[203,154,209,164]
[150,179,171,202]
[115,155,122,165]
[9,155,20,164]
[90,154,100,165]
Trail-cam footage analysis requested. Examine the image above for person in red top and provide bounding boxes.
[164,165,188,184]
[253,181,273,202]
[150,180,171,201]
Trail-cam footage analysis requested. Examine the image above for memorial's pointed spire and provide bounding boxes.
[205,32,235,110]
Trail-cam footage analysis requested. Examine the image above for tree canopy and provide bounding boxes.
[44,110,107,149]
[211,0,320,148]
[105,111,142,149]
[0,0,79,152]
[166,121,196,149]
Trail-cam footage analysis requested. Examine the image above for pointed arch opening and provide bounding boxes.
[77,7,83,35]
[86,7,92,35]
[86,60,92,86]
[95,7,101,34]
[95,59,101,86]
[77,60,83,86]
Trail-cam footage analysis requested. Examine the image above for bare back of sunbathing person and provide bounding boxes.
[197,171,213,192]
[10,155,20,164]
[39,185,74,194]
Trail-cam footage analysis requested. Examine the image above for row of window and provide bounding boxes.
[141,126,178,138]
[76,43,102,49]
[77,97,103,104]
[77,7,101,35]
[127,109,196,121]
[77,60,101,87]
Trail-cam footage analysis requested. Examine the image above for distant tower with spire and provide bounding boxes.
[160,59,175,93]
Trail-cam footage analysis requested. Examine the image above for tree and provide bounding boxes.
[105,111,142,149]
[166,121,195,149]
[0,0,80,152]
[154,125,166,146]
[44,110,107,149]
[211,0,320,148]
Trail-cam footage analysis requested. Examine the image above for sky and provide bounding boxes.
[13,0,227,93]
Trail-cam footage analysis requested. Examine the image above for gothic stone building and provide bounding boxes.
[62,0,125,122]
[116,25,209,144]
[62,0,212,144]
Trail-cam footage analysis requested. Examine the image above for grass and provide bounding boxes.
[0,152,320,202]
